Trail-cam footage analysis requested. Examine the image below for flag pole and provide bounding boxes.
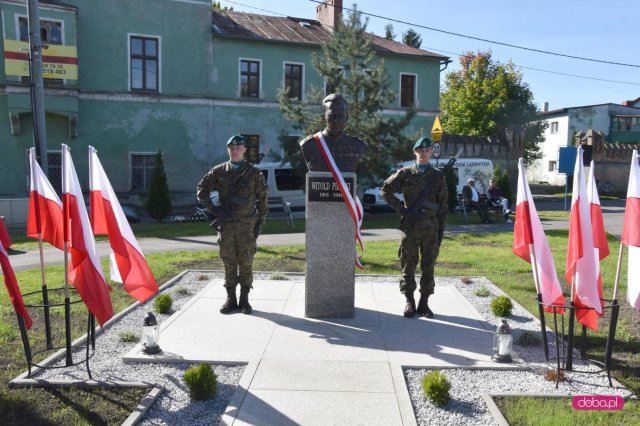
[30,149,53,349]
[528,239,550,360]
[61,144,72,366]
[603,242,625,386]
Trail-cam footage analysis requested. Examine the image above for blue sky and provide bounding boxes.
[220,0,640,111]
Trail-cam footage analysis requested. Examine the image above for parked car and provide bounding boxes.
[85,198,141,224]
[362,187,403,213]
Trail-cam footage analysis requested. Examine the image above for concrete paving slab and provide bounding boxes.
[261,319,388,362]
[234,390,402,426]
[250,359,394,392]
[200,279,295,301]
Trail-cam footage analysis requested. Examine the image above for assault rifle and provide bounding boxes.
[206,150,268,232]
[398,155,458,236]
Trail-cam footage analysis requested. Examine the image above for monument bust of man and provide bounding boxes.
[299,94,366,173]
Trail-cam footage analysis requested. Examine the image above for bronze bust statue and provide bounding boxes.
[299,94,366,173]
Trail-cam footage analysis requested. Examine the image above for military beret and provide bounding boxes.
[226,135,245,146]
[413,137,432,150]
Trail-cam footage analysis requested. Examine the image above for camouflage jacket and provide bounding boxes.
[196,161,268,223]
[380,164,448,223]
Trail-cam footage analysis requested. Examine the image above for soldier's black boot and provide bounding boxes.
[220,287,238,314]
[403,292,416,318]
[239,288,252,315]
[417,293,434,318]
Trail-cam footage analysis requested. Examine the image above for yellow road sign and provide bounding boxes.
[431,115,443,142]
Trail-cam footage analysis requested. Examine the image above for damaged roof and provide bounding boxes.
[212,10,448,61]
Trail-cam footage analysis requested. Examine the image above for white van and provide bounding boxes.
[362,157,494,212]
[258,162,306,211]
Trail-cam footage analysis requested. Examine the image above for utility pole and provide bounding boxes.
[27,0,48,175]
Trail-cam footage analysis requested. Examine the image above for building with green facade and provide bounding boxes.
[0,0,447,219]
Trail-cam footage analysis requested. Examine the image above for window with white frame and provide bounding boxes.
[130,36,158,91]
[240,59,260,98]
[284,63,303,100]
[131,153,157,191]
[548,160,557,172]
[400,73,416,107]
[550,121,559,134]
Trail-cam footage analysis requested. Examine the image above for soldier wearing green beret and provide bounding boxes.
[197,135,268,314]
[380,137,448,318]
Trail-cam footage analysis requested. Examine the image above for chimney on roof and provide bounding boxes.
[316,0,343,29]
[542,102,549,112]
[622,100,633,106]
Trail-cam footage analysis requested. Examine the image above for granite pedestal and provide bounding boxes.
[304,171,357,318]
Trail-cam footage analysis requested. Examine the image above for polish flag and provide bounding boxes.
[27,148,64,250]
[512,158,564,312]
[89,147,158,302]
[566,147,602,330]
[580,162,610,328]
[62,145,113,326]
[1,217,33,329]
[622,150,640,310]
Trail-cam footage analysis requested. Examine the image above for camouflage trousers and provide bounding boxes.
[218,218,257,290]
[398,219,441,295]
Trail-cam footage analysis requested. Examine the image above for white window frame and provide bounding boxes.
[130,152,158,192]
[550,121,559,134]
[283,61,305,101]
[399,72,418,108]
[128,33,162,92]
[15,14,65,44]
[239,57,262,98]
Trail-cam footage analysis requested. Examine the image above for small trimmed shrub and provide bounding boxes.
[516,330,542,347]
[184,363,217,400]
[119,330,139,343]
[422,370,451,407]
[154,294,173,314]
[475,285,490,297]
[270,273,288,280]
[174,287,191,296]
[490,295,513,317]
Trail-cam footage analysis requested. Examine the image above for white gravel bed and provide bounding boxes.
[34,270,246,425]
[404,275,632,426]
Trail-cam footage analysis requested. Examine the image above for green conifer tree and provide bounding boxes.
[145,150,172,221]
[278,5,417,183]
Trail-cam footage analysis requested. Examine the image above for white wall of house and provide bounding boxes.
[528,114,569,185]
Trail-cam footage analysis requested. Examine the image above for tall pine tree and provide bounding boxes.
[278,6,416,182]
[145,150,172,221]
[402,29,422,48]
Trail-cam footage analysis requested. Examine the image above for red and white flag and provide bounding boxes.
[62,144,113,326]
[89,147,158,302]
[566,147,602,330]
[581,161,610,328]
[512,158,564,312]
[27,148,64,250]
[1,217,33,329]
[622,150,640,310]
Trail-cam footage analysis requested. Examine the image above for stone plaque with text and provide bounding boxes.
[307,176,355,202]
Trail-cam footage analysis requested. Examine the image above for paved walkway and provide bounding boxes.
[124,276,521,425]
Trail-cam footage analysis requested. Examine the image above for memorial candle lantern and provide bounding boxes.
[491,319,512,363]
[141,312,162,354]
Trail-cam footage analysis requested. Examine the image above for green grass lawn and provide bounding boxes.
[1,222,638,423]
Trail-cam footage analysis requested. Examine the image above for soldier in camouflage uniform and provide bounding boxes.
[197,135,267,315]
[380,137,448,318]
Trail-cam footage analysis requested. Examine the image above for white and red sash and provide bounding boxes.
[313,132,364,269]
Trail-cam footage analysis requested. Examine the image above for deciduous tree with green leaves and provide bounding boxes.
[277,5,416,183]
[440,51,545,165]
[145,150,172,222]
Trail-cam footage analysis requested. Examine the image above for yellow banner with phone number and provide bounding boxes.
[4,39,77,79]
